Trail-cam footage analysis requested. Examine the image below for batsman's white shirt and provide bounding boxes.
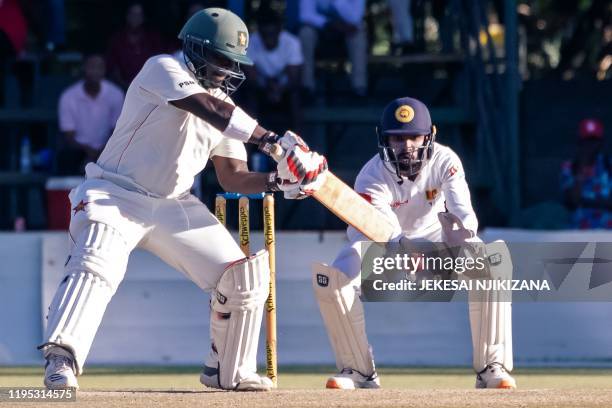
[67,54,250,291]
[90,54,247,198]
[336,142,478,277]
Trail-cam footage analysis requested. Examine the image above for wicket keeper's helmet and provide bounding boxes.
[178,8,253,94]
[377,97,436,181]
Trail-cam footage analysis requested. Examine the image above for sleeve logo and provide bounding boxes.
[425,188,438,201]
[448,165,458,177]
[178,80,196,88]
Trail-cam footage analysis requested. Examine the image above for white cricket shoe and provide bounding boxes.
[475,363,516,389]
[199,351,273,391]
[326,368,380,389]
[44,349,79,390]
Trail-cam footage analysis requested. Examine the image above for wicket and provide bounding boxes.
[214,192,278,387]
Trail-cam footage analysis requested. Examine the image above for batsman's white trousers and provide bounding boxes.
[41,178,245,373]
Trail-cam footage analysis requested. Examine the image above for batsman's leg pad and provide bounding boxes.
[39,222,130,375]
[312,263,376,376]
[468,240,513,372]
[209,250,270,389]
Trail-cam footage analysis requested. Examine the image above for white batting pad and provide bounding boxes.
[468,240,513,372]
[210,250,270,389]
[312,263,376,376]
[41,222,130,374]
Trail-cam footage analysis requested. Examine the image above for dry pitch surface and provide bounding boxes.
[2,366,612,407]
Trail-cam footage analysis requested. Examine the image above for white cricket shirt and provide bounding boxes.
[89,54,248,198]
[348,142,478,242]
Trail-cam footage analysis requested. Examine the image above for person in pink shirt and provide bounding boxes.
[57,53,124,174]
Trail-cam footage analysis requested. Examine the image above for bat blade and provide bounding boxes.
[313,172,396,242]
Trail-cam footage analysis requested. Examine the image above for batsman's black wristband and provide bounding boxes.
[258,131,280,155]
[265,171,281,192]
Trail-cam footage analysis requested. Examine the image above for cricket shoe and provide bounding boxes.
[199,351,273,391]
[44,348,79,390]
[326,368,380,389]
[475,363,516,389]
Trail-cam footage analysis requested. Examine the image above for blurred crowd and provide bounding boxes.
[1,0,461,174]
[0,0,610,230]
[1,0,609,112]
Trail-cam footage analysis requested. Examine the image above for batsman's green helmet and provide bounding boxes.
[178,8,253,66]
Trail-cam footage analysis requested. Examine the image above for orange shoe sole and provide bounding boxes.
[326,378,343,389]
[326,378,358,389]
[497,379,516,389]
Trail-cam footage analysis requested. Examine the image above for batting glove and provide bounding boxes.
[279,169,328,200]
[276,131,328,186]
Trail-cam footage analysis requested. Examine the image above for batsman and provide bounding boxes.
[38,8,327,391]
[313,97,516,390]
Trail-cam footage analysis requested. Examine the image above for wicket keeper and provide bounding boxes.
[312,97,516,390]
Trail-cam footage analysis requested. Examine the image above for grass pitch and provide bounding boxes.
[2,366,612,407]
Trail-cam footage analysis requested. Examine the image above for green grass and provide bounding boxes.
[2,366,612,390]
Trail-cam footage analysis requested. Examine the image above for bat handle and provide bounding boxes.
[270,144,283,161]
[260,142,284,162]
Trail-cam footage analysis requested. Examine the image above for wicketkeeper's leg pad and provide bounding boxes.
[312,263,376,377]
[468,240,513,372]
[39,222,131,375]
[209,250,270,389]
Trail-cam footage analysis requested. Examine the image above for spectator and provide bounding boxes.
[106,1,166,89]
[57,54,124,174]
[387,0,416,55]
[0,0,28,106]
[560,119,611,229]
[243,7,303,130]
[0,0,27,58]
[299,0,368,97]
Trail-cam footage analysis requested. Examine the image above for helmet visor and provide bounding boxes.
[378,133,435,178]
[183,35,247,94]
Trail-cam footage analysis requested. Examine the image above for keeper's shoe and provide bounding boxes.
[199,351,273,391]
[475,363,516,389]
[326,368,380,389]
[44,349,79,390]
